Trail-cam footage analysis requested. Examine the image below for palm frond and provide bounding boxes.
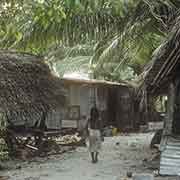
[54,56,91,77]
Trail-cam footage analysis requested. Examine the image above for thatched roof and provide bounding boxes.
[0,51,65,126]
[143,17,180,94]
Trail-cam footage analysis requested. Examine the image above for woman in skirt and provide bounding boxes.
[88,105,102,163]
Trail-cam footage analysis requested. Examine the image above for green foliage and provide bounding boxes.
[155,96,167,113]
[55,56,91,77]
[46,44,94,77]
[0,137,9,161]
[0,0,180,81]
[2,0,179,160]
[88,0,180,80]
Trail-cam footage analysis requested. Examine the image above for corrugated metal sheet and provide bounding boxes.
[160,136,180,175]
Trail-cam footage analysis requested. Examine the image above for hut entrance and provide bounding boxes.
[107,86,133,130]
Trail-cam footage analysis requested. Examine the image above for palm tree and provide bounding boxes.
[1,0,180,81]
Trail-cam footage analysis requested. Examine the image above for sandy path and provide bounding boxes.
[1,133,177,180]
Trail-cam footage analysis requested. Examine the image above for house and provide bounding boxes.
[61,76,136,131]
[142,17,180,175]
[0,51,66,131]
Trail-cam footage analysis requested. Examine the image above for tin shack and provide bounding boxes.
[61,77,136,132]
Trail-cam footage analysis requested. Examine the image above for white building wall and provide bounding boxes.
[69,84,91,118]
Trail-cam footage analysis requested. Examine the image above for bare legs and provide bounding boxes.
[91,152,95,163]
[91,152,99,163]
[95,152,99,162]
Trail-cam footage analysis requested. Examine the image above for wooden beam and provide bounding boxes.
[163,83,175,135]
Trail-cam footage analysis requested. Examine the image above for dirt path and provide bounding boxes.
[1,133,177,180]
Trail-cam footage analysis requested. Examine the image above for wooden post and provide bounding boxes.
[143,85,150,125]
[160,83,175,151]
[163,83,175,135]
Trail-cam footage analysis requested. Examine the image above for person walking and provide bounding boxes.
[88,104,102,163]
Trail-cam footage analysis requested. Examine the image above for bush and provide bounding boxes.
[0,113,9,160]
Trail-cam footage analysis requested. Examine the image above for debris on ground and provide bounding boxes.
[55,133,83,146]
[24,177,40,180]
[0,176,10,180]
[102,126,114,137]
[150,130,162,149]
[102,126,119,137]
[153,170,159,177]
[139,125,148,133]
[1,128,84,160]
[143,150,160,171]
[0,163,9,171]
[126,171,133,178]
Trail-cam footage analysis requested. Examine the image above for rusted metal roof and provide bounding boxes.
[160,136,180,175]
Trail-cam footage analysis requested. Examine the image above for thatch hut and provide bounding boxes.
[142,17,180,175]
[0,51,65,131]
